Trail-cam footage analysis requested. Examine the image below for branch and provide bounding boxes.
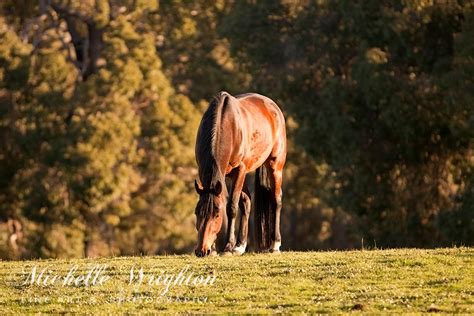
[50,1,105,80]
[50,2,94,25]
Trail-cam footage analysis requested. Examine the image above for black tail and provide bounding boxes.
[254,166,274,251]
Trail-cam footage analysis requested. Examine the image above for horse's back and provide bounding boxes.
[236,93,283,115]
[233,93,286,170]
[235,93,285,138]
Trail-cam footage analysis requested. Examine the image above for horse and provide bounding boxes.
[194,91,287,257]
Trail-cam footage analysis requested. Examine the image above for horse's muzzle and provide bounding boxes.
[195,248,211,257]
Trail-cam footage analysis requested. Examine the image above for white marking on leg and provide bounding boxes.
[271,241,281,252]
[233,242,247,255]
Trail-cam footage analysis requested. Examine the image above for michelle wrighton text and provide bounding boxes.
[20,264,217,295]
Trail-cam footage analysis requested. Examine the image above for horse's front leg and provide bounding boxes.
[233,185,251,255]
[223,164,246,255]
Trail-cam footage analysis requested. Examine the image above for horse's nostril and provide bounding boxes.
[206,249,211,256]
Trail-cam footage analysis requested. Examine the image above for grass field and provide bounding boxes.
[0,248,472,313]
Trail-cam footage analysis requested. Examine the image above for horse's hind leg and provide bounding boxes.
[268,163,283,253]
[233,183,251,255]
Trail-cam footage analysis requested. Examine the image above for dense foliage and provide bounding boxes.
[0,0,472,259]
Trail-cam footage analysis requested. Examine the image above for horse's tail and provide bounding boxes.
[254,165,274,251]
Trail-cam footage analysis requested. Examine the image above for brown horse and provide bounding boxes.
[194,91,287,257]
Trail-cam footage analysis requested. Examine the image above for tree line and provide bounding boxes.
[0,0,472,259]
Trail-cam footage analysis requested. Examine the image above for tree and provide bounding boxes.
[220,0,473,247]
[0,1,202,258]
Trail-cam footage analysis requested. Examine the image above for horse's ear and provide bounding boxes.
[213,181,222,195]
[194,179,204,195]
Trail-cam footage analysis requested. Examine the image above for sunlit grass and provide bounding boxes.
[0,248,472,313]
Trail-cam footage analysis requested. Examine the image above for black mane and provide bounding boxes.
[196,92,228,190]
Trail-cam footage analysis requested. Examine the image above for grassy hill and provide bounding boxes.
[0,248,472,313]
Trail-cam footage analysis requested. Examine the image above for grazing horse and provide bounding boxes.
[194,91,287,257]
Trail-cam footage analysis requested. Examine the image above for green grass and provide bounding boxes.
[0,248,472,313]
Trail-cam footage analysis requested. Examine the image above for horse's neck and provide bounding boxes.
[201,93,242,183]
[214,105,241,168]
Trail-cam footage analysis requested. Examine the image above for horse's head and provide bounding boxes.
[194,179,226,257]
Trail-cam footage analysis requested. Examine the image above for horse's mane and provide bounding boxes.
[197,91,230,189]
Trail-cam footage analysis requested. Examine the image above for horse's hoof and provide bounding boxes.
[221,251,233,256]
[232,249,244,256]
[232,243,246,255]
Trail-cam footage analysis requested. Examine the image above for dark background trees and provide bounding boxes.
[0,0,472,259]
